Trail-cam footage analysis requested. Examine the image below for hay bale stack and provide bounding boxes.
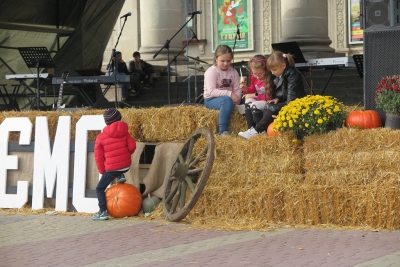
[3,106,400,230]
[187,127,400,230]
[205,135,303,188]
[135,105,246,142]
[1,106,246,142]
[135,106,215,142]
[300,127,400,229]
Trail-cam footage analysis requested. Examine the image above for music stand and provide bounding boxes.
[353,54,363,78]
[18,47,56,109]
[271,41,307,63]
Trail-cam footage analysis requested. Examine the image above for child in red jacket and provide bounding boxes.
[92,108,136,220]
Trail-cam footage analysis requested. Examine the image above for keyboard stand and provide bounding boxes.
[0,84,8,106]
[76,86,95,107]
[91,84,132,108]
[92,84,112,108]
[0,84,21,111]
[297,66,343,95]
[321,67,340,95]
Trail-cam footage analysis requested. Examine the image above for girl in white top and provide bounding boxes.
[203,45,241,136]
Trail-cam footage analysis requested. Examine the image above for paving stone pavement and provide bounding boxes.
[1,212,400,267]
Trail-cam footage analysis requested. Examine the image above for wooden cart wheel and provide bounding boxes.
[163,127,215,222]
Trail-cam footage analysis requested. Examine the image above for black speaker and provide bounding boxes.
[363,27,400,118]
[360,0,400,29]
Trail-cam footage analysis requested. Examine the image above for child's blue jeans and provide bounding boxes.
[96,170,125,211]
[204,96,235,134]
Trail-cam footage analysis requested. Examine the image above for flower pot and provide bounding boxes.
[385,113,400,130]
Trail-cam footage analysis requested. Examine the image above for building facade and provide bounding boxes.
[103,0,363,67]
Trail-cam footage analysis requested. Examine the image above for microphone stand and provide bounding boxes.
[165,35,196,103]
[178,36,196,103]
[232,24,241,65]
[107,16,129,108]
[153,13,197,105]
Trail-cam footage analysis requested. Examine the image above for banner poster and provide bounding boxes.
[211,0,254,52]
[348,0,363,44]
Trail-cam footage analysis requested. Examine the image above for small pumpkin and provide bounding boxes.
[345,110,382,129]
[267,121,281,136]
[106,183,142,218]
[142,195,161,213]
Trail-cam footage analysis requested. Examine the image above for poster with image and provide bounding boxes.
[348,0,363,44]
[211,0,254,52]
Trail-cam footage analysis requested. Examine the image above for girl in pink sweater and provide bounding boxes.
[203,45,241,136]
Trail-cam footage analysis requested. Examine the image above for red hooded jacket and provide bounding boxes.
[94,121,136,174]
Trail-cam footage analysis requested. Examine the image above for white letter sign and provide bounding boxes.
[0,118,32,208]
[32,116,71,211]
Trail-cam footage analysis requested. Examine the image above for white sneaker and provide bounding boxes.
[220,131,230,136]
[238,127,259,139]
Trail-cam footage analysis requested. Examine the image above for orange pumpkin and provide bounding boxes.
[106,183,142,218]
[267,121,281,136]
[345,110,382,129]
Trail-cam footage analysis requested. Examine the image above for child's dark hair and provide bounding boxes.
[214,45,233,64]
[249,54,276,98]
[267,50,295,69]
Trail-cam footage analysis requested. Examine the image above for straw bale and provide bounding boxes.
[189,186,287,222]
[304,150,400,172]
[226,111,247,134]
[206,135,304,188]
[139,106,198,142]
[120,108,146,141]
[188,184,400,230]
[304,127,400,153]
[343,104,363,113]
[138,106,247,142]
[305,170,400,186]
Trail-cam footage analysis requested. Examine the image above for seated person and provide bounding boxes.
[128,51,156,88]
[238,55,275,138]
[109,51,140,100]
[203,45,241,136]
[238,51,306,139]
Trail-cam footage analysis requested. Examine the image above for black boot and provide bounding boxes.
[244,103,255,129]
[251,105,263,124]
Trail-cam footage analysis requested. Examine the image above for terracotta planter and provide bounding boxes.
[385,113,400,130]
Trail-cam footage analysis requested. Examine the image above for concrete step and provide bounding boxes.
[123,81,204,108]
[107,67,365,109]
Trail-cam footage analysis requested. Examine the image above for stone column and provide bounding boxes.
[139,0,185,62]
[281,0,337,57]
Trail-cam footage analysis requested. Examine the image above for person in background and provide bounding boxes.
[129,51,156,89]
[238,55,276,138]
[203,45,241,136]
[109,51,140,101]
[238,51,306,139]
[92,108,136,220]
